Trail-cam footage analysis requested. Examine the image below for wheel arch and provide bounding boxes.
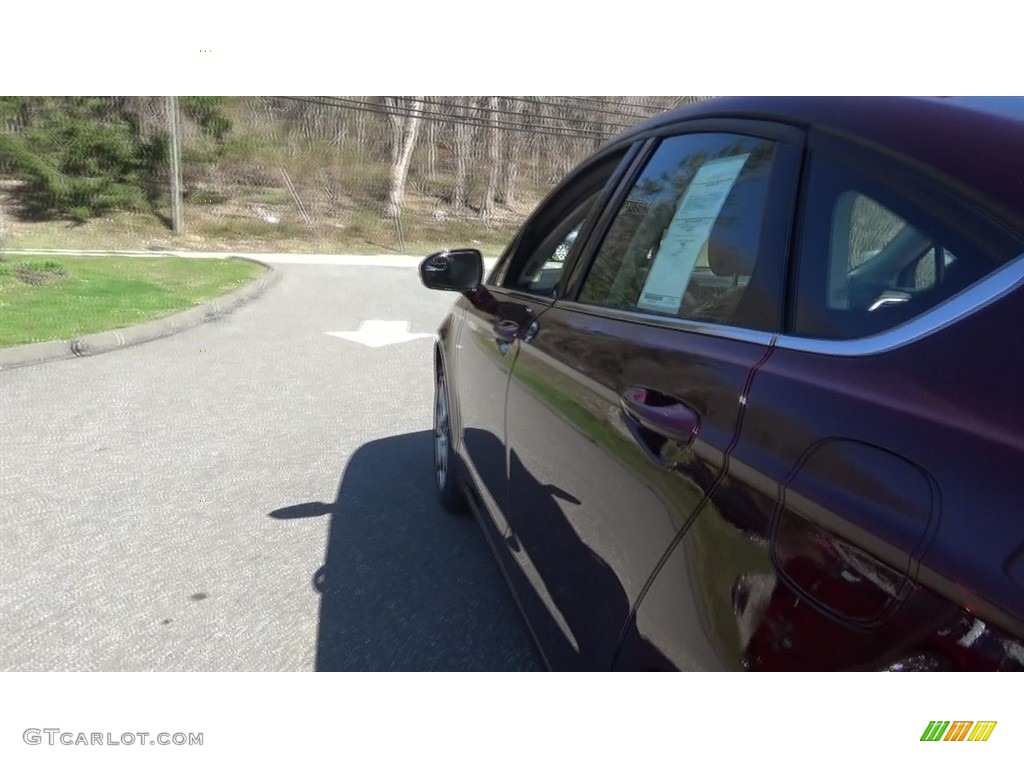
[434,317,464,458]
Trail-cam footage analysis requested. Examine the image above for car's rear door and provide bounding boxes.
[501,122,804,670]
[621,128,1024,671]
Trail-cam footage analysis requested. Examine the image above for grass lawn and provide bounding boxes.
[0,255,266,348]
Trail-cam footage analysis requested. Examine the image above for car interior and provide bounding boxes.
[590,158,769,327]
[824,192,986,338]
[513,196,600,297]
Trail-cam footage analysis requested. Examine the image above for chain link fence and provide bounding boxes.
[0,96,711,255]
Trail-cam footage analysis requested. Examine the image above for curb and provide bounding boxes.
[0,256,279,372]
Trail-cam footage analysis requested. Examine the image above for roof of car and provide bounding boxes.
[613,96,1024,228]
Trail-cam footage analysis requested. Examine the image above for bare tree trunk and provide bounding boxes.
[427,120,437,181]
[383,97,406,167]
[355,108,366,159]
[480,96,502,221]
[571,136,580,174]
[386,98,423,218]
[330,99,347,146]
[501,97,521,206]
[452,98,471,209]
[544,137,559,184]
[311,100,323,140]
[589,96,609,151]
[531,135,540,186]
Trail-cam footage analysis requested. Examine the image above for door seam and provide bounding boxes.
[609,335,779,669]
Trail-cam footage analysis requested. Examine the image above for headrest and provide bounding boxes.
[704,202,761,278]
[708,238,757,277]
[705,170,762,278]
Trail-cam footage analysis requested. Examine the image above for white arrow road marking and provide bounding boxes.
[324,320,434,348]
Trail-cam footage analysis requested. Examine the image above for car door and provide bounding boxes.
[448,144,639,600]
[501,123,804,670]
[621,128,1024,671]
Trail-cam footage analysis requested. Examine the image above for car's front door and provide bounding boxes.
[501,125,803,670]
[449,146,637,635]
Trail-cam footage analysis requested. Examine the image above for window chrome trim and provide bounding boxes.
[553,300,778,347]
[500,286,558,307]
[777,252,1024,357]
[556,252,1024,354]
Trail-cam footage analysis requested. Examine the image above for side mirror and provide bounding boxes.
[419,249,483,292]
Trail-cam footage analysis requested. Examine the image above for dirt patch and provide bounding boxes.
[2,261,69,286]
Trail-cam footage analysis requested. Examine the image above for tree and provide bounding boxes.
[452,98,473,210]
[0,97,164,221]
[500,96,524,206]
[480,97,502,221]
[385,97,424,218]
[0,96,232,223]
[180,97,232,143]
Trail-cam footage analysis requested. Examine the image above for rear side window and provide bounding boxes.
[792,147,1022,340]
[827,193,963,310]
[576,132,784,331]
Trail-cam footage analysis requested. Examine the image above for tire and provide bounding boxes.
[434,363,465,512]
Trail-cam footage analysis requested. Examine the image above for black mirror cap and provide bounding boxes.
[419,249,484,293]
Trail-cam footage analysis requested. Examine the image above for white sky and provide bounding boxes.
[3,1,1016,96]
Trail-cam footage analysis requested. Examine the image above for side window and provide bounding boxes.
[827,193,961,313]
[504,194,597,296]
[501,149,628,298]
[576,132,783,331]
[793,153,1012,340]
[848,196,911,271]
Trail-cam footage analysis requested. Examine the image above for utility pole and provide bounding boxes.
[0,185,6,255]
[167,95,183,235]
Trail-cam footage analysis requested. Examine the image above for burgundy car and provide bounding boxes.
[418,96,1024,671]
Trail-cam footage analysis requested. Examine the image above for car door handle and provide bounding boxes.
[493,319,520,343]
[493,318,540,344]
[620,387,700,447]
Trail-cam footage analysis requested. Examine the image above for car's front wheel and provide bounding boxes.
[434,363,465,512]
